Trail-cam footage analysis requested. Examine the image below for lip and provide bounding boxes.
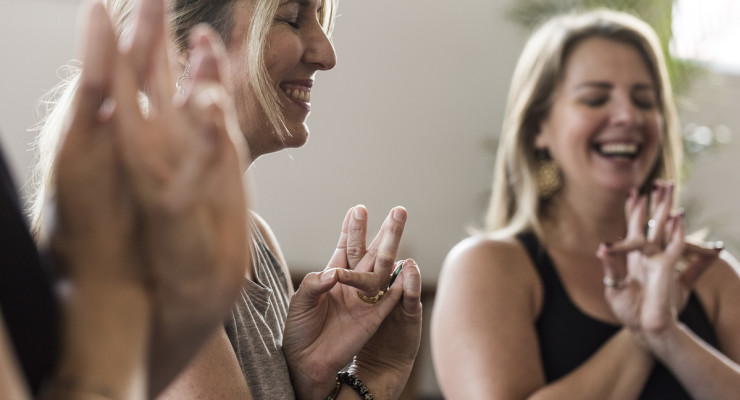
[280,79,314,112]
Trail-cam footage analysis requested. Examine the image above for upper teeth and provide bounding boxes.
[284,88,310,102]
[599,143,638,155]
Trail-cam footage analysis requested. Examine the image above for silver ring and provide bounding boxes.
[387,260,405,290]
[603,276,626,289]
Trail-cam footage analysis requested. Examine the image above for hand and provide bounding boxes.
[283,206,410,399]
[43,4,151,399]
[351,259,423,400]
[113,0,250,392]
[49,0,138,288]
[597,182,719,345]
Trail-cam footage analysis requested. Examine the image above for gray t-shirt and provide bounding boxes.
[224,219,295,399]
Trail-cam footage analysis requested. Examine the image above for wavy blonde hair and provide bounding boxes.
[484,9,682,239]
[30,0,336,238]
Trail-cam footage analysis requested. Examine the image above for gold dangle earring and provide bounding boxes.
[535,149,562,199]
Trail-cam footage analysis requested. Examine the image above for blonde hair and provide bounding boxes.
[30,0,336,237]
[484,9,682,238]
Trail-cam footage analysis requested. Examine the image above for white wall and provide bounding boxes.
[2,0,739,297]
[3,1,740,398]
[0,0,527,284]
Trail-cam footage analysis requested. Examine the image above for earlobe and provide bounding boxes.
[534,129,549,150]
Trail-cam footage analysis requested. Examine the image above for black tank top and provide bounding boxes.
[0,144,59,394]
[517,231,718,399]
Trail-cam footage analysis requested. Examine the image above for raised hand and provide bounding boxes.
[283,205,419,399]
[112,0,250,392]
[597,182,720,343]
[45,3,151,399]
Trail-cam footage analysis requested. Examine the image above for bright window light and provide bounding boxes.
[672,0,740,74]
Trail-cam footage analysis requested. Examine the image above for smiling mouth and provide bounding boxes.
[593,142,641,160]
[283,87,311,103]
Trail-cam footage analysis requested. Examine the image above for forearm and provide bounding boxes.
[647,323,740,400]
[43,282,151,400]
[530,328,653,400]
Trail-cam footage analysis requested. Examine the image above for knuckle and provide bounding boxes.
[346,246,364,260]
[376,251,395,267]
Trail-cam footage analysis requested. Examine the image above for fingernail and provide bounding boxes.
[321,270,337,282]
[392,207,407,221]
[714,241,724,251]
[354,205,367,220]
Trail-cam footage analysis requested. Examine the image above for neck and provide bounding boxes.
[541,184,629,255]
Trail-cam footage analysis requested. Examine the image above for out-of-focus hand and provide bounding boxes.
[597,182,720,347]
[283,206,414,400]
[44,3,150,399]
[113,0,250,393]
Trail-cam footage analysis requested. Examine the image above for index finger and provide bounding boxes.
[358,207,407,288]
[74,1,117,126]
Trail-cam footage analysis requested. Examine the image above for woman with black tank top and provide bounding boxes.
[432,10,740,399]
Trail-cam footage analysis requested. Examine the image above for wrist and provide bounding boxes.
[54,282,152,400]
[641,321,686,361]
[346,359,405,400]
[288,359,340,400]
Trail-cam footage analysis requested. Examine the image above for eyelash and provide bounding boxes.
[580,96,655,110]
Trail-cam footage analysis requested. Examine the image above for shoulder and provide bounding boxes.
[694,250,740,362]
[440,235,539,289]
[249,211,293,292]
[695,250,740,315]
[436,234,542,320]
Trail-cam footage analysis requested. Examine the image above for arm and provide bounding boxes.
[156,327,252,400]
[642,254,740,400]
[432,237,654,400]
[598,183,740,400]
[0,309,31,400]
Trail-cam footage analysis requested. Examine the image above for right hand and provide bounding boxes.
[112,0,250,391]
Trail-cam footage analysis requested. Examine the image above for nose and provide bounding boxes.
[611,95,643,127]
[303,23,337,71]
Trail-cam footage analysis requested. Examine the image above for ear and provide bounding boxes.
[534,128,549,150]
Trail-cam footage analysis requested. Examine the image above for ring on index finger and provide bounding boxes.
[357,290,385,305]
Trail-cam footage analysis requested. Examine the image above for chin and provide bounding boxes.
[283,123,310,149]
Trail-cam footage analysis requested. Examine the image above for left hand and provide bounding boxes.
[350,258,423,400]
[283,206,416,399]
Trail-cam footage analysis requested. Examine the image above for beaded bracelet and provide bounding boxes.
[325,375,342,400]
[338,371,374,400]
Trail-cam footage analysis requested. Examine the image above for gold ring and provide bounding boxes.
[357,290,385,304]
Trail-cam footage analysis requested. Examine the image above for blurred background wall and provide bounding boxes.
[1,0,738,398]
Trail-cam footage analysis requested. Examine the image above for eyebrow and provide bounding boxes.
[574,81,655,91]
